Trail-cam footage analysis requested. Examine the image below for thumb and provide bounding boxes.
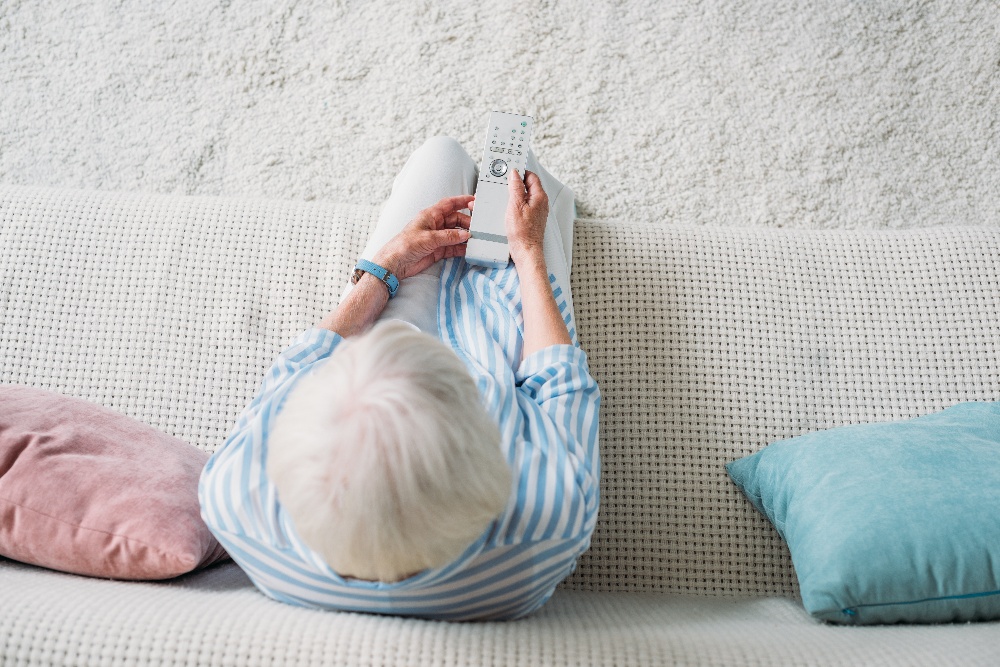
[507,168,527,205]
[436,227,471,246]
[523,171,546,205]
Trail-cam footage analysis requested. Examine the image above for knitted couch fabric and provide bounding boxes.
[2,186,999,665]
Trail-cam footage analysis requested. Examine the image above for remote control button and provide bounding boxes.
[490,159,508,177]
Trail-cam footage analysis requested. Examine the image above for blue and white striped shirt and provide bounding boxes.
[199,258,601,620]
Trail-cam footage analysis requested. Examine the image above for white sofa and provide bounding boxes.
[1,185,998,666]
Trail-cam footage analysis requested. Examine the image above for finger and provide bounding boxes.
[434,227,471,247]
[432,194,477,217]
[507,168,527,205]
[444,211,472,229]
[414,196,473,229]
[414,229,471,273]
[523,171,547,206]
[429,234,470,265]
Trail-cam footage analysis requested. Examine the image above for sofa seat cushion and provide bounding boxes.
[0,559,997,666]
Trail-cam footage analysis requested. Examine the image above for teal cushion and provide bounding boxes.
[726,401,1000,625]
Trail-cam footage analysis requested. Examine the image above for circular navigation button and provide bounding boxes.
[489,159,508,177]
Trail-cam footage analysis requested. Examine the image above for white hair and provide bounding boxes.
[267,320,511,582]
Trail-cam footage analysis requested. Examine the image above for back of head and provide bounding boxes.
[267,320,511,582]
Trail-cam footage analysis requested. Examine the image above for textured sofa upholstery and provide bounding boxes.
[1,185,998,666]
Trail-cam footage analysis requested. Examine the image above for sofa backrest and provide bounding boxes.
[3,186,998,597]
[568,219,1000,596]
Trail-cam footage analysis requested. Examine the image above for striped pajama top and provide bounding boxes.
[199,257,601,620]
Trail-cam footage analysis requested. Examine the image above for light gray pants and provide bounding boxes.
[341,136,576,336]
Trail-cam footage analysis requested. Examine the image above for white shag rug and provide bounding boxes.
[1,0,998,229]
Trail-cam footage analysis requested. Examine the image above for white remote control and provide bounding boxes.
[465,111,533,268]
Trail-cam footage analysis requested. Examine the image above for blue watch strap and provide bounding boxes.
[353,258,399,298]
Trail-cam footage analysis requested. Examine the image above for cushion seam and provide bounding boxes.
[0,494,194,561]
[843,587,1000,613]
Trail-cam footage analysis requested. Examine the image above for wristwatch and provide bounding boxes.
[351,258,399,298]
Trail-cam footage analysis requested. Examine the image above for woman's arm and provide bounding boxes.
[515,250,572,358]
[505,169,572,359]
[319,195,474,337]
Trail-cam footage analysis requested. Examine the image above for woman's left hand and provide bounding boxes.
[373,195,474,280]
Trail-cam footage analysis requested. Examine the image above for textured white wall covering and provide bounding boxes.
[1,1,998,229]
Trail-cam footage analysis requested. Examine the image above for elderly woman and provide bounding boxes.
[199,136,600,621]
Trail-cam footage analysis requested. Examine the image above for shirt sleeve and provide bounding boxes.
[512,344,602,540]
[235,328,343,433]
[200,327,343,545]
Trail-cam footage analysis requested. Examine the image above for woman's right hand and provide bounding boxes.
[505,169,549,266]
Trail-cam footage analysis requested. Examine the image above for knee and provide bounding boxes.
[417,135,469,163]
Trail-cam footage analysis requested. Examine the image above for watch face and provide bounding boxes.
[351,268,363,285]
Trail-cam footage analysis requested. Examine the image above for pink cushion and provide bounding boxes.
[0,385,228,580]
